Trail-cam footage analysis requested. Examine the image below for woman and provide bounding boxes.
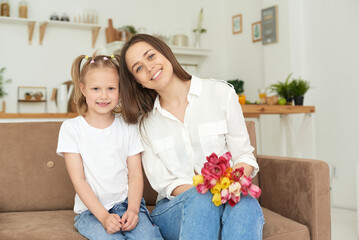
[118,34,264,240]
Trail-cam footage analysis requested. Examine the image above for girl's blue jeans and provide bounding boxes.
[74,198,163,240]
[151,187,264,240]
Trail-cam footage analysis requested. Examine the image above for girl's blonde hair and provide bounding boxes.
[71,54,121,116]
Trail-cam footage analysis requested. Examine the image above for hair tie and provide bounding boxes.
[110,55,115,59]
[103,57,108,60]
[85,55,89,60]
[90,60,95,64]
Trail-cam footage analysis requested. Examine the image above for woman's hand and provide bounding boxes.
[102,213,122,234]
[121,209,139,231]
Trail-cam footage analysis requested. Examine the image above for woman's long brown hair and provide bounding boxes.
[118,34,191,124]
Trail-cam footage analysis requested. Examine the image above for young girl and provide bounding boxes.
[56,54,163,240]
[118,34,264,239]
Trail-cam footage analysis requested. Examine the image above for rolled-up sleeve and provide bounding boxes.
[225,89,259,178]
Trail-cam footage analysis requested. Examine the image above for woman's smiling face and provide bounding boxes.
[125,41,173,91]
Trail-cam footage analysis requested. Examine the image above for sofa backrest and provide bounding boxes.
[0,122,75,212]
[0,120,257,211]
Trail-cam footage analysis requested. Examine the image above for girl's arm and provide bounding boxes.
[64,153,122,234]
[121,153,143,231]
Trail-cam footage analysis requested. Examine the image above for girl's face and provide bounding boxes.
[80,67,119,117]
[125,41,173,91]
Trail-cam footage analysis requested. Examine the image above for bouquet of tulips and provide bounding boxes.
[193,152,261,206]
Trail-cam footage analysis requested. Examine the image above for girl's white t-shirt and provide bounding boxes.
[56,115,143,214]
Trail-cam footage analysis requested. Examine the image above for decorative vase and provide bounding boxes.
[293,96,304,105]
[194,32,202,48]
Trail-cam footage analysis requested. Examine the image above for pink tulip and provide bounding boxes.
[222,152,232,161]
[218,163,227,176]
[204,177,218,189]
[206,153,219,165]
[248,184,262,198]
[241,175,252,188]
[228,195,240,207]
[201,166,219,180]
[232,167,244,182]
[196,183,209,194]
[221,189,230,204]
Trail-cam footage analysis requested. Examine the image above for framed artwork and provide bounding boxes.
[232,14,242,34]
[252,21,262,42]
[261,5,278,44]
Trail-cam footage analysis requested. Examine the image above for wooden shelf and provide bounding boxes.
[39,20,101,47]
[0,113,78,119]
[0,16,36,44]
[18,100,46,103]
[242,105,315,118]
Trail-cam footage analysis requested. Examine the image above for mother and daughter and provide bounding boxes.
[57,34,264,240]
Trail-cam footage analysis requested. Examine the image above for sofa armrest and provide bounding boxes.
[257,155,331,240]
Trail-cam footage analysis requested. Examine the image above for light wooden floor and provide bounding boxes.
[331,207,357,240]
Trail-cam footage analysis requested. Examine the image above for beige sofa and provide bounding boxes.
[0,121,331,240]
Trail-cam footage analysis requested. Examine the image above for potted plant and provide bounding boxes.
[270,73,294,105]
[289,77,310,105]
[24,92,32,100]
[0,67,12,112]
[118,25,137,41]
[227,79,245,105]
[33,91,44,101]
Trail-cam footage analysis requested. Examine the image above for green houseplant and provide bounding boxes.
[289,77,310,105]
[0,67,12,112]
[0,67,11,99]
[270,73,294,105]
[227,79,245,105]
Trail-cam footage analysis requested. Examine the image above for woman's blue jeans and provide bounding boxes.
[74,198,163,240]
[151,187,264,240]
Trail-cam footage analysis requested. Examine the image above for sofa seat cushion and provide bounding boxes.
[0,210,85,240]
[262,208,310,240]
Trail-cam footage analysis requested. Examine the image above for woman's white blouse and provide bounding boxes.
[141,75,259,202]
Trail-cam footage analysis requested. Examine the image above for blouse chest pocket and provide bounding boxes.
[198,120,228,155]
[152,137,178,165]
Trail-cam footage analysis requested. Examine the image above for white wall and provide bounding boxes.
[301,0,359,209]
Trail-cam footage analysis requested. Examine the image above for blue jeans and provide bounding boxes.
[151,188,264,240]
[74,198,163,240]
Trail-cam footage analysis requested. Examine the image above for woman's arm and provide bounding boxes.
[121,153,143,231]
[225,88,259,178]
[64,153,122,234]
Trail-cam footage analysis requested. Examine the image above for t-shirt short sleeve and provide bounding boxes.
[127,123,144,157]
[56,120,79,157]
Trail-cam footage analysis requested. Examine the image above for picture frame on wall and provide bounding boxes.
[232,14,242,34]
[252,21,262,42]
[261,5,278,44]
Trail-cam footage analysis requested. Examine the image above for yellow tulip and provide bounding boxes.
[192,175,204,186]
[220,177,231,189]
[210,182,221,194]
[212,193,222,207]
